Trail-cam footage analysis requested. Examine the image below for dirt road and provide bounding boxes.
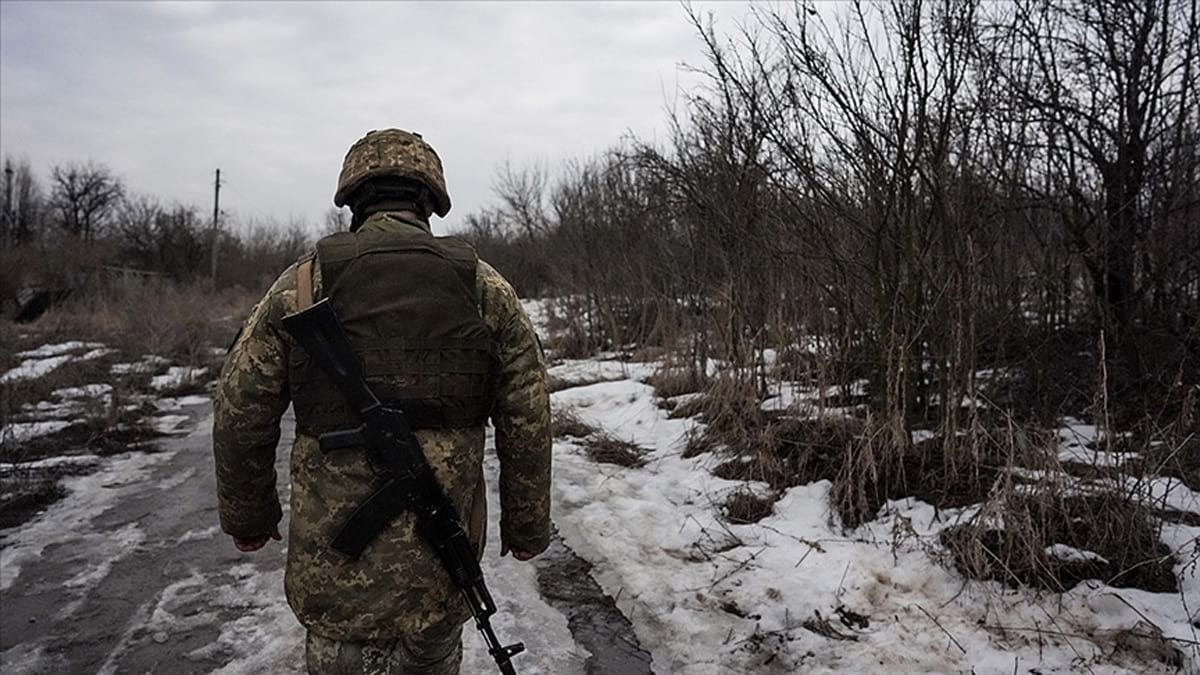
[0,403,651,674]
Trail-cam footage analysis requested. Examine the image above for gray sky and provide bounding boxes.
[0,1,754,235]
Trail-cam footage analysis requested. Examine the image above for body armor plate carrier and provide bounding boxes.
[289,230,496,435]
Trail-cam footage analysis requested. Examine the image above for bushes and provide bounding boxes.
[34,278,255,365]
[943,490,1177,594]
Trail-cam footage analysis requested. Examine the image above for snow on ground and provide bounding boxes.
[0,454,101,477]
[14,342,106,359]
[151,366,208,391]
[155,395,212,411]
[0,449,173,592]
[204,435,587,675]
[152,414,192,435]
[1,342,116,384]
[0,420,73,445]
[1,354,77,384]
[548,357,658,385]
[52,383,114,399]
[548,367,1200,674]
[110,355,170,375]
[520,298,551,333]
[1057,418,1141,467]
[761,379,868,414]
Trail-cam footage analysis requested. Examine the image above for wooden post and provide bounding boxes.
[3,161,13,248]
[210,168,221,284]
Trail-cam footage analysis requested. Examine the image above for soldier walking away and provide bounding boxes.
[211,128,552,674]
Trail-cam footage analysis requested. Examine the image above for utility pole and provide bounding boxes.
[209,168,221,284]
[3,161,13,248]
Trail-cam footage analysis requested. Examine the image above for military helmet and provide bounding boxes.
[334,129,451,217]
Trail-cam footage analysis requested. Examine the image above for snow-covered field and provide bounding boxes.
[547,368,1199,674]
[532,301,1200,674]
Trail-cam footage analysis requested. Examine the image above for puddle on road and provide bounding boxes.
[533,531,653,675]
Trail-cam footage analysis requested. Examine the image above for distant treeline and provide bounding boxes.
[0,157,341,294]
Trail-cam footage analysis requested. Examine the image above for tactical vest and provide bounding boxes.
[288,230,496,436]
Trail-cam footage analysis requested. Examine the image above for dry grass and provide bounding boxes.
[0,350,134,426]
[583,432,648,468]
[646,367,706,399]
[942,489,1177,593]
[722,488,776,524]
[33,278,254,365]
[541,299,596,359]
[551,407,597,438]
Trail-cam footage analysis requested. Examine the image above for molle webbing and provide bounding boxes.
[289,231,494,435]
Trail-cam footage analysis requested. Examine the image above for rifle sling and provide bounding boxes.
[297,256,314,310]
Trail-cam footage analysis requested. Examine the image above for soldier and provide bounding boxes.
[212,128,552,674]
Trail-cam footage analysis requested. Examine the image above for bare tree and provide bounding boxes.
[50,161,123,240]
[323,206,351,235]
[113,195,208,277]
[3,156,45,245]
[988,0,1200,342]
[493,160,552,237]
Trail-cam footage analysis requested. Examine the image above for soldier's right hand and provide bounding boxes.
[232,526,282,552]
[500,543,535,561]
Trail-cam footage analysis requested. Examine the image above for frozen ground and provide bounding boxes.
[547,374,1200,674]
[0,405,614,674]
[530,301,1199,674]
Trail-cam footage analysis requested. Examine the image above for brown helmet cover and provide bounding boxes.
[334,129,451,217]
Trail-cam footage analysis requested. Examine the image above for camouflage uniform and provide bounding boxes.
[212,211,551,671]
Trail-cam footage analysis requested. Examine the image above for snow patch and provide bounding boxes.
[1,354,75,383]
[150,366,208,391]
[0,454,101,476]
[175,525,220,544]
[110,355,169,375]
[549,367,1198,674]
[15,341,105,359]
[1,420,72,444]
[1045,543,1110,565]
[0,449,174,591]
[152,414,191,434]
[52,383,114,399]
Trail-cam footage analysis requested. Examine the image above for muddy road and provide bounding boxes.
[0,404,652,674]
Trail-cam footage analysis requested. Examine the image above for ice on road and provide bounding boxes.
[0,405,590,674]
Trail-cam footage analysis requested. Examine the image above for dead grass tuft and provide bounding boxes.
[942,489,1177,593]
[583,433,648,468]
[551,407,597,438]
[646,367,706,399]
[722,488,776,524]
[34,278,253,366]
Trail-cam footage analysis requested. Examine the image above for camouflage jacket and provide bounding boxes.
[212,212,551,640]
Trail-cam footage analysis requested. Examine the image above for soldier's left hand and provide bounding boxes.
[232,526,282,552]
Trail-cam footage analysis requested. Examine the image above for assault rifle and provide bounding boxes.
[282,298,525,675]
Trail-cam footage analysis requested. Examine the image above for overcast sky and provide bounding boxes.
[0,1,756,235]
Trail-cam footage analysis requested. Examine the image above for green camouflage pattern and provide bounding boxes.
[213,212,550,640]
[305,622,463,675]
[334,129,452,217]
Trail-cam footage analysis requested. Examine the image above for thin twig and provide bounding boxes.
[914,604,967,654]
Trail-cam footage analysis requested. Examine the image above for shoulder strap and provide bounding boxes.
[297,256,315,310]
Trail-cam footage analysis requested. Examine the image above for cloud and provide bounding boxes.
[0,1,751,234]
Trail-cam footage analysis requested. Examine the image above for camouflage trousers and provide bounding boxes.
[304,623,463,675]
